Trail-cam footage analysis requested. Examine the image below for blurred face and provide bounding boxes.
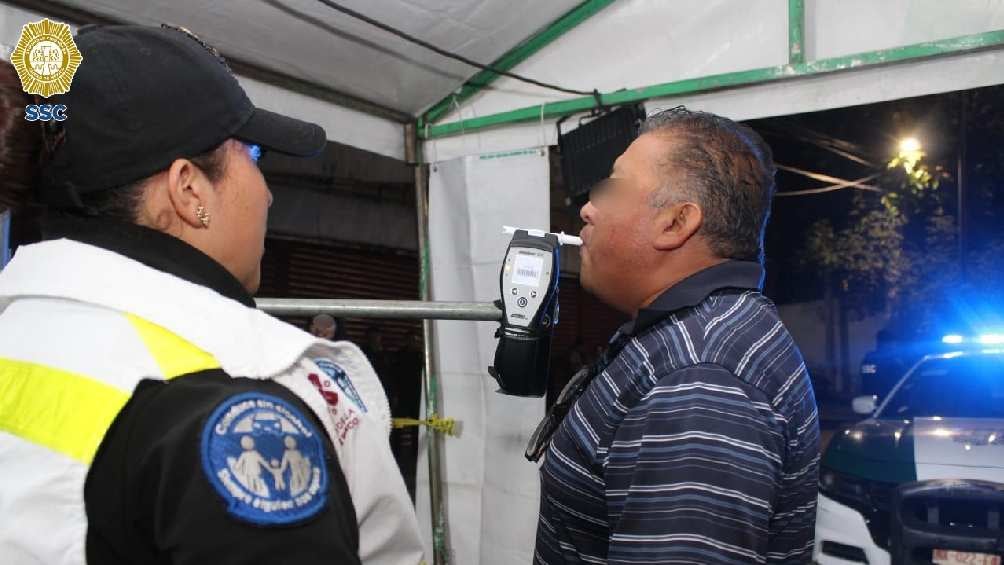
[208,140,273,293]
[310,317,337,339]
[578,134,673,313]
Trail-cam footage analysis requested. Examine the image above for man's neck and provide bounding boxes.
[633,256,727,317]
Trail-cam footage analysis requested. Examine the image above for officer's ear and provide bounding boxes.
[164,156,218,231]
[652,201,702,251]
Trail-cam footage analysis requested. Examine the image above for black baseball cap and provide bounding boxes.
[42,24,326,207]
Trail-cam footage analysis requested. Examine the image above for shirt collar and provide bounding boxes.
[42,215,255,307]
[622,260,764,336]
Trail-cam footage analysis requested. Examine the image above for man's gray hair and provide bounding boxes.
[639,107,777,262]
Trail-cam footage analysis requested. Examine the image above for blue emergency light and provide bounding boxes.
[979,333,1004,345]
[941,333,1004,345]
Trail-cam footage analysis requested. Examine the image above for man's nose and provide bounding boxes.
[580,200,596,224]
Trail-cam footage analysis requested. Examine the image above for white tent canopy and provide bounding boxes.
[6,1,1004,159]
[3,0,584,158]
[5,2,1004,564]
[426,0,1004,160]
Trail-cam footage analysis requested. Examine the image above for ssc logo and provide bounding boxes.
[24,103,67,122]
[201,393,328,525]
[9,18,83,98]
[314,358,367,412]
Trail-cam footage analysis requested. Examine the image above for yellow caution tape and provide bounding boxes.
[392,414,461,437]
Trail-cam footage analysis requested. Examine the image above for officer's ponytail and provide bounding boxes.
[0,60,41,213]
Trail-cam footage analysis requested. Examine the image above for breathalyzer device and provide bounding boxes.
[489,228,564,397]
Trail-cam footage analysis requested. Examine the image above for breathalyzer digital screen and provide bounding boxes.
[511,254,544,286]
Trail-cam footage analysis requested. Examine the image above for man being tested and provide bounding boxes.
[531,107,819,564]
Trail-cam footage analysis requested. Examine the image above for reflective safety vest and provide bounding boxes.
[0,238,425,565]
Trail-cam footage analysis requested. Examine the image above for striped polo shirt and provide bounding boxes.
[534,261,819,564]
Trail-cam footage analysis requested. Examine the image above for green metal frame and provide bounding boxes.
[420,28,1004,140]
[788,0,805,65]
[419,0,616,128]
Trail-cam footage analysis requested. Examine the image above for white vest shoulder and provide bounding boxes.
[0,239,424,565]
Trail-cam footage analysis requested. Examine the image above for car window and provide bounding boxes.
[880,355,1004,419]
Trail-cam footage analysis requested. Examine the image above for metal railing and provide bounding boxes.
[255,298,502,321]
[258,296,499,565]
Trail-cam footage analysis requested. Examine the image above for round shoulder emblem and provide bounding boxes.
[201,392,328,525]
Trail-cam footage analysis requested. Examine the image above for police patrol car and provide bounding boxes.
[815,335,1004,565]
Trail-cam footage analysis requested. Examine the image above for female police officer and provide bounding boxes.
[0,25,423,564]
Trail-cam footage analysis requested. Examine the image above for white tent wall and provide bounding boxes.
[806,0,1004,59]
[428,0,1004,160]
[421,148,549,565]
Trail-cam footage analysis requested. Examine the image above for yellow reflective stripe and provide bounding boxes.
[0,357,129,464]
[0,315,220,464]
[126,314,220,379]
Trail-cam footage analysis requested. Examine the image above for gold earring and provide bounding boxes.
[196,205,210,228]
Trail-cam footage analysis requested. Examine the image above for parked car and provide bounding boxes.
[815,345,1004,565]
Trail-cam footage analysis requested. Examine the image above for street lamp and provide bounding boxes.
[896,137,923,171]
[896,118,966,279]
[896,130,965,279]
[898,137,921,154]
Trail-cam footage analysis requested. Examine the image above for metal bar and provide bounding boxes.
[406,124,450,565]
[421,29,1004,139]
[788,0,805,65]
[958,91,967,282]
[255,298,502,321]
[420,0,616,126]
[12,0,412,123]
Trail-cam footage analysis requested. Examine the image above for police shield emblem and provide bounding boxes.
[201,393,328,525]
[9,18,83,98]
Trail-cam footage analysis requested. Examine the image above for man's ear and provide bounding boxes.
[652,201,703,251]
[165,158,213,230]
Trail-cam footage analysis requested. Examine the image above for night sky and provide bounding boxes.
[750,84,1004,309]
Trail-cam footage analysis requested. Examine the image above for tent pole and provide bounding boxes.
[788,0,805,65]
[406,123,451,565]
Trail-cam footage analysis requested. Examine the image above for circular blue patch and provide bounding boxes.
[201,392,328,525]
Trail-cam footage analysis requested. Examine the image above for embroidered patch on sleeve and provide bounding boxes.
[314,358,367,413]
[201,392,328,525]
